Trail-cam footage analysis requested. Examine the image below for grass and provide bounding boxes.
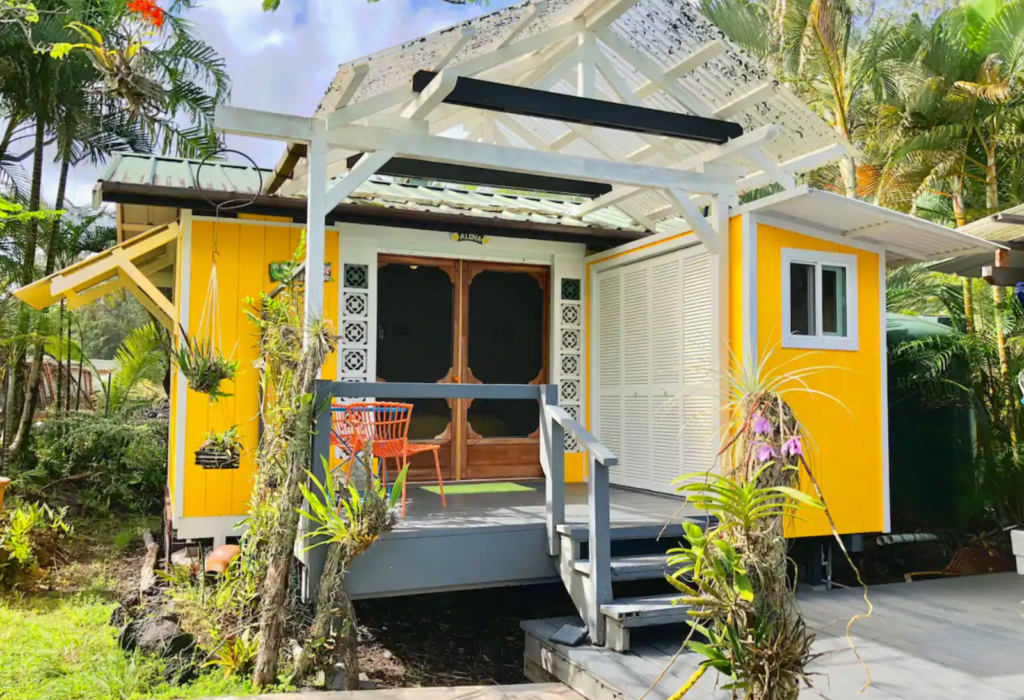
[0,515,266,700]
[0,592,260,700]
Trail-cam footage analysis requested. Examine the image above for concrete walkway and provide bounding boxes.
[210,683,584,700]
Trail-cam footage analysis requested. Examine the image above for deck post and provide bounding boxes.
[301,379,333,601]
[587,453,612,645]
[540,384,565,556]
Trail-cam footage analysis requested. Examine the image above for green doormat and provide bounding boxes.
[421,482,535,495]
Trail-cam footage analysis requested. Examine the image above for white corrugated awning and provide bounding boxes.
[928,204,1024,277]
[740,187,1005,265]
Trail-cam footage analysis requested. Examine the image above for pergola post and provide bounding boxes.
[304,119,328,338]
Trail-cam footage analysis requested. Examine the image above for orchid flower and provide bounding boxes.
[754,442,777,463]
[782,436,803,459]
[752,414,771,436]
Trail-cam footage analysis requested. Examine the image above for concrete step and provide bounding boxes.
[572,554,670,581]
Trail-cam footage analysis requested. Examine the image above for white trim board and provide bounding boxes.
[586,233,704,274]
[334,222,585,263]
[740,213,758,371]
[172,210,193,521]
[584,226,697,265]
[780,248,859,352]
[879,249,891,533]
[191,216,307,230]
[174,515,248,541]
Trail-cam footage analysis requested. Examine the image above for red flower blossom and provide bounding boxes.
[127,0,165,28]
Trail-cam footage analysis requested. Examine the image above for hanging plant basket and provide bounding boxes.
[195,448,240,470]
[195,427,242,470]
[173,327,239,401]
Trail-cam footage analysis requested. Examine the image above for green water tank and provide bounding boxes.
[887,314,976,530]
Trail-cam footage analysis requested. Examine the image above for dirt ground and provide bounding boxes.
[355,583,576,687]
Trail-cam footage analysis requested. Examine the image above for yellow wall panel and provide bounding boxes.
[754,222,884,537]
[181,220,339,518]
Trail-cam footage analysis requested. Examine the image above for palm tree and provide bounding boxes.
[0,0,229,458]
[699,0,907,198]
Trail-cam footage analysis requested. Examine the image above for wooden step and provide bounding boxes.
[572,554,670,581]
[601,593,691,652]
[557,516,715,543]
[601,593,690,626]
[556,522,688,542]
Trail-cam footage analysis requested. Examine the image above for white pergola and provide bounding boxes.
[213,0,851,330]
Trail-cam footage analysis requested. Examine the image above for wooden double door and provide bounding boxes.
[376,255,548,481]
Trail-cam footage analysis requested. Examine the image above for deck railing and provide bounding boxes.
[306,379,618,629]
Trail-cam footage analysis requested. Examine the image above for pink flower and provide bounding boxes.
[754,442,777,463]
[782,436,803,459]
[752,414,771,436]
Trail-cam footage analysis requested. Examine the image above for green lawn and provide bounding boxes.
[0,587,259,700]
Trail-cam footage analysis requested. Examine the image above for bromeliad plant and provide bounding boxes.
[172,328,239,402]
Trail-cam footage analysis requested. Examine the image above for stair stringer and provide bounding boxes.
[554,533,606,645]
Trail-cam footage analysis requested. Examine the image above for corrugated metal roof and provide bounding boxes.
[956,204,1024,243]
[740,187,1004,266]
[96,153,648,232]
[315,0,850,171]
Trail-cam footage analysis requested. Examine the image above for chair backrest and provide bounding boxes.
[331,403,357,449]
[347,402,412,453]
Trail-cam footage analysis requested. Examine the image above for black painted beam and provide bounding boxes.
[412,70,744,145]
[345,154,612,197]
[994,213,1024,226]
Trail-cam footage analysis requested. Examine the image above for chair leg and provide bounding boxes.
[433,450,446,509]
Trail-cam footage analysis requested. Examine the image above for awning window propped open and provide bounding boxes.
[14,222,179,328]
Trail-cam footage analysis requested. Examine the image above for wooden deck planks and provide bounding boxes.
[524,574,1024,700]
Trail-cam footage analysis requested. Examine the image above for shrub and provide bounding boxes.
[25,411,168,516]
[0,501,72,588]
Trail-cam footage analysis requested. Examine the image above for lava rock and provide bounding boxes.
[118,616,195,659]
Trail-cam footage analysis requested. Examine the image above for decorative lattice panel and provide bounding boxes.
[340,260,372,383]
[557,278,583,454]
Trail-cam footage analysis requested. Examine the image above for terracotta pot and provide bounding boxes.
[204,544,241,575]
[0,477,10,511]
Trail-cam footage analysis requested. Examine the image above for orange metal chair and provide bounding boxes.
[346,402,446,517]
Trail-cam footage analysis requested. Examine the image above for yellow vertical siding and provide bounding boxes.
[754,222,884,537]
[728,216,743,380]
[182,218,338,518]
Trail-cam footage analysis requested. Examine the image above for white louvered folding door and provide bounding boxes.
[595,246,715,495]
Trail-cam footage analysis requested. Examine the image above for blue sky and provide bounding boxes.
[54,0,513,209]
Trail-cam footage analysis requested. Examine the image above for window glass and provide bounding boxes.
[789,262,816,336]
[821,265,847,336]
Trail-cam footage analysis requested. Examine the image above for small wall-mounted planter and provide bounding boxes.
[195,449,240,470]
[1012,529,1024,575]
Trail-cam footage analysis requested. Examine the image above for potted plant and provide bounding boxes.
[195,426,242,470]
[173,327,239,402]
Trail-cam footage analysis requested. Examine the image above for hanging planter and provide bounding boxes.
[173,327,239,401]
[195,426,242,470]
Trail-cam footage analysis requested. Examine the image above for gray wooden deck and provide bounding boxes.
[523,573,1024,699]
[394,482,694,533]
[345,483,691,599]
[223,683,584,700]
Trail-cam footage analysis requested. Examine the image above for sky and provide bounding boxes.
[47,0,512,211]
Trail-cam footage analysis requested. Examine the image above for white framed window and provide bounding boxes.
[781,248,858,351]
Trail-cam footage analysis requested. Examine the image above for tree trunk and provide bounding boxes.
[986,143,998,212]
[293,545,359,688]
[952,174,967,228]
[841,155,857,198]
[7,154,69,458]
[252,353,327,687]
[4,120,46,458]
[0,118,19,165]
[963,277,975,334]
[993,248,1015,442]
